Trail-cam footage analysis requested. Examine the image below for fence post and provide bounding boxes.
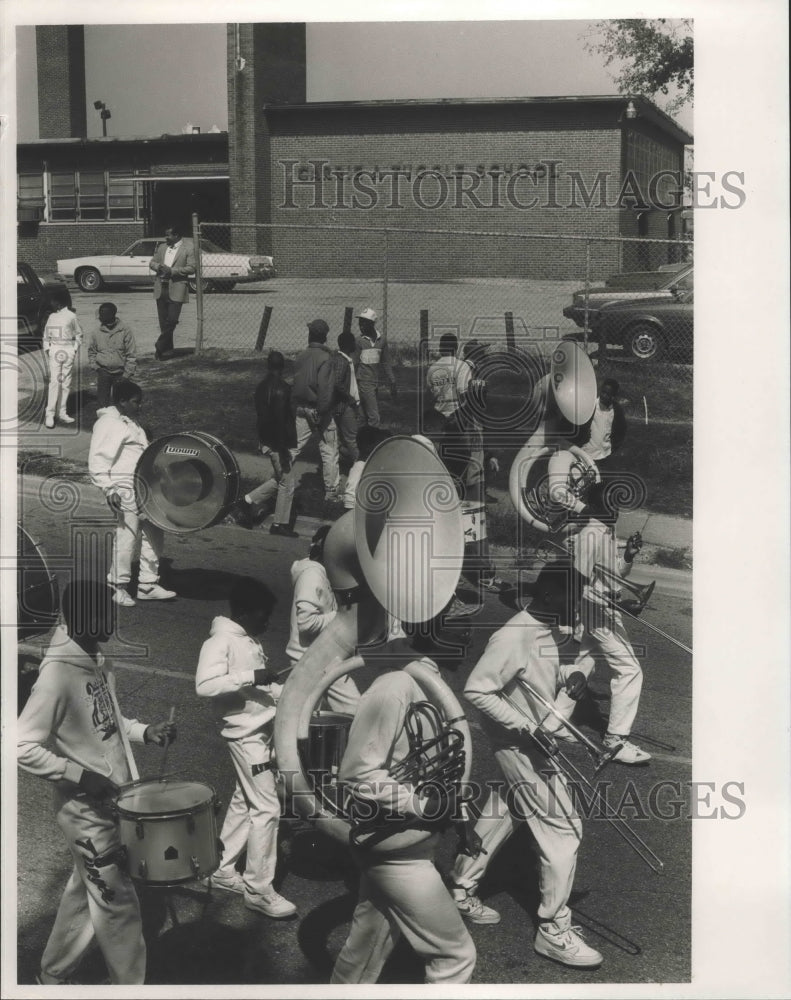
[419,308,429,363]
[255,306,273,352]
[583,238,590,355]
[382,230,389,338]
[343,307,353,336]
[192,212,204,355]
[504,311,515,353]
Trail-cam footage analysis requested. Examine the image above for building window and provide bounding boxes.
[108,174,138,219]
[79,171,106,220]
[49,171,77,220]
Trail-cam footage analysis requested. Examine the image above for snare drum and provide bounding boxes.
[115,778,220,885]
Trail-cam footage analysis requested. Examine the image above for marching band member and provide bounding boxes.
[330,621,476,984]
[17,580,176,985]
[88,379,177,607]
[547,483,651,765]
[452,562,604,969]
[286,526,361,715]
[195,577,297,918]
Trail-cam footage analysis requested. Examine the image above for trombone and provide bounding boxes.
[502,679,665,874]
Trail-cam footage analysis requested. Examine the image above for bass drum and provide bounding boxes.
[135,431,240,533]
[17,525,60,638]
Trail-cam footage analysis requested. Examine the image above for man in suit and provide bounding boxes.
[149,226,196,360]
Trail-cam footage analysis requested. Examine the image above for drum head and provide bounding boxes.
[116,778,214,815]
[135,432,240,533]
[17,526,60,638]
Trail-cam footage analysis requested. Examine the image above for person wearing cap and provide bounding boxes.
[353,307,396,428]
[292,319,340,501]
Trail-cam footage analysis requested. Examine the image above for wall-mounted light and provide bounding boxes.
[93,100,111,136]
[620,100,639,122]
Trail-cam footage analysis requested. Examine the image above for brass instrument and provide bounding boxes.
[592,563,692,655]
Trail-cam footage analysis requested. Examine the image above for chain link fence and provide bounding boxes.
[193,221,692,377]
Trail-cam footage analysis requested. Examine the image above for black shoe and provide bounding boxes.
[233,502,256,529]
[270,523,299,538]
[154,345,163,361]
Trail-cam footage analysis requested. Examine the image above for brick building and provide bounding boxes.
[18,23,692,279]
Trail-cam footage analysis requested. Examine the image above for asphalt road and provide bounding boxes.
[14,475,693,989]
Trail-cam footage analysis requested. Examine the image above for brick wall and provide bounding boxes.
[17,223,145,274]
[36,26,87,139]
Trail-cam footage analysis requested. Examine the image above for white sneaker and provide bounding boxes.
[58,413,75,424]
[136,584,177,601]
[534,921,603,968]
[44,416,55,429]
[244,888,297,918]
[603,735,651,765]
[445,595,478,619]
[452,887,501,925]
[204,871,244,894]
[111,587,136,607]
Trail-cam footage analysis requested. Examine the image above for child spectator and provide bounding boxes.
[43,289,83,428]
[195,578,297,918]
[87,303,137,409]
[17,579,176,985]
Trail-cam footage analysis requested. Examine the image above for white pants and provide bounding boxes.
[294,414,339,492]
[45,347,77,418]
[331,836,476,984]
[41,793,146,985]
[554,602,643,737]
[215,731,281,896]
[452,744,581,923]
[108,509,164,588]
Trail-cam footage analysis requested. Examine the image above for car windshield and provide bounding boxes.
[200,240,225,253]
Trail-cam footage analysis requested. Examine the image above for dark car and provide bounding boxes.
[585,287,693,361]
[17,262,72,353]
[563,265,693,329]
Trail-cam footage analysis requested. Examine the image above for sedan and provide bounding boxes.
[584,288,693,361]
[57,238,276,293]
[563,264,693,329]
[17,262,72,353]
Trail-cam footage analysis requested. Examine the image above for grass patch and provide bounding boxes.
[18,450,93,483]
[653,546,693,571]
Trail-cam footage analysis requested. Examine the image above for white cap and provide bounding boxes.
[356,307,378,322]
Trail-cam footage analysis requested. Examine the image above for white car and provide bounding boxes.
[57,237,276,293]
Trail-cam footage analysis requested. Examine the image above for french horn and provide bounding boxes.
[273,435,473,852]
[509,342,599,537]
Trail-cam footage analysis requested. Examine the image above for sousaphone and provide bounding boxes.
[509,342,600,537]
[273,435,472,851]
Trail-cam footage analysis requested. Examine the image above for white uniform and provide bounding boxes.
[43,306,83,421]
[287,558,361,714]
[330,663,476,984]
[17,627,149,984]
[452,610,582,926]
[88,405,165,589]
[552,519,644,737]
[195,616,284,898]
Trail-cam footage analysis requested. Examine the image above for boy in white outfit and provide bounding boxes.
[17,579,176,985]
[452,562,603,969]
[286,525,361,714]
[195,577,297,918]
[43,289,83,428]
[88,380,176,607]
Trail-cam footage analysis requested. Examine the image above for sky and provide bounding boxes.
[14,20,693,142]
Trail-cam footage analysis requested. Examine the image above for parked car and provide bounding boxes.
[17,262,72,353]
[563,264,693,328]
[582,286,693,361]
[57,237,276,293]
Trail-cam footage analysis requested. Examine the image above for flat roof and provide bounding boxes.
[19,132,229,147]
[264,95,692,145]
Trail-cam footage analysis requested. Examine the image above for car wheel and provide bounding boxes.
[626,323,665,361]
[189,278,218,293]
[76,267,103,293]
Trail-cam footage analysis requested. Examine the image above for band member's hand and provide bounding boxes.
[624,532,643,563]
[564,670,587,701]
[529,727,560,757]
[145,721,178,746]
[486,455,500,475]
[456,818,487,859]
[420,781,458,826]
[105,489,123,512]
[79,770,119,800]
[158,264,172,279]
[253,668,279,687]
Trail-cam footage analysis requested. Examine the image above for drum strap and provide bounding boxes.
[252,761,277,777]
[106,680,140,782]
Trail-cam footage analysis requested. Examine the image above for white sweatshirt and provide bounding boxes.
[88,405,149,510]
[195,616,280,742]
[286,558,338,661]
[43,306,83,354]
[463,610,567,750]
[17,627,147,788]
[339,662,440,820]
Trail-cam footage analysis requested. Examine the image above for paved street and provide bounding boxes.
[15,473,693,988]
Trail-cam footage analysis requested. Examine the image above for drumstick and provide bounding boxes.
[159,706,176,780]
